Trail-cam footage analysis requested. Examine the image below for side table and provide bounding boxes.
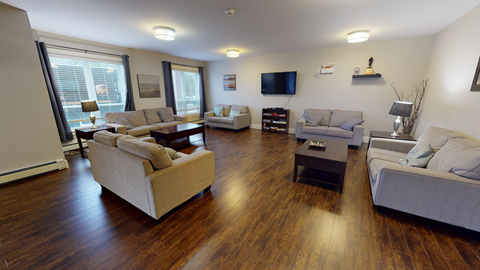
[75,126,116,157]
[368,130,416,149]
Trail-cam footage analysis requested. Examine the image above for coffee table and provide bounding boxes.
[293,137,348,193]
[150,123,205,148]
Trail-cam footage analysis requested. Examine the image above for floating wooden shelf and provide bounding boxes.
[352,74,382,78]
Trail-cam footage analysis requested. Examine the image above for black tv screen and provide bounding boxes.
[261,71,297,95]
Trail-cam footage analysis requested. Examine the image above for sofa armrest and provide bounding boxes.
[352,125,364,146]
[104,123,127,135]
[370,138,416,153]
[204,111,214,118]
[145,150,215,219]
[296,118,306,138]
[139,137,156,143]
[174,115,188,123]
[233,113,251,128]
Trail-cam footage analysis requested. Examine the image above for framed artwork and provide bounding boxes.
[471,56,480,92]
[223,74,236,91]
[137,74,161,98]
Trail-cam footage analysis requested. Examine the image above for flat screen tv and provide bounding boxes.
[261,71,297,95]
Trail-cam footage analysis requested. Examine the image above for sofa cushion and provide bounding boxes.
[127,110,148,126]
[399,144,434,168]
[164,147,181,160]
[217,104,231,117]
[304,109,331,126]
[93,130,124,146]
[126,125,157,137]
[229,110,241,119]
[149,121,183,129]
[368,148,407,165]
[115,116,134,130]
[104,112,129,123]
[326,127,354,139]
[214,106,224,117]
[329,110,363,127]
[231,105,249,114]
[340,118,365,131]
[117,138,172,170]
[416,126,464,151]
[208,117,222,123]
[306,115,322,126]
[303,125,328,135]
[144,108,162,124]
[159,107,175,122]
[427,138,480,180]
[220,118,234,125]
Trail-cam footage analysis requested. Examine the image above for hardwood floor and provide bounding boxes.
[1,128,480,269]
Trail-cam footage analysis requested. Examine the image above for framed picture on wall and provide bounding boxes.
[223,74,236,91]
[137,74,161,98]
[471,56,480,92]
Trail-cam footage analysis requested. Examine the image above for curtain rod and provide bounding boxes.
[171,62,203,68]
[45,44,123,57]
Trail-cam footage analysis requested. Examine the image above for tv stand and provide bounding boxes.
[262,108,290,134]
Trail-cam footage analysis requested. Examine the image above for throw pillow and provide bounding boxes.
[214,106,224,117]
[340,118,365,131]
[158,108,175,122]
[305,114,322,126]
[115,116,134,130]
[398,144,435,167]
[229,109,241,119]
[164,147,181,160]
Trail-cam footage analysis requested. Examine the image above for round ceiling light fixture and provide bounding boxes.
[347,30,370,43]
[154,26,175,40]
[226,50,240,58]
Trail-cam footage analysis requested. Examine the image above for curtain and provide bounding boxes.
[198,66,207,119]
[122,55,136,111]
[35,41,73,143]
[162,61,177,114]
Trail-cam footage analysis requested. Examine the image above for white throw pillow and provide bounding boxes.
[115,116,134,130]
[228,109,241,119]
[214,106,224,117]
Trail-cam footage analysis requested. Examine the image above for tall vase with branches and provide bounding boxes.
[390,79,428,135]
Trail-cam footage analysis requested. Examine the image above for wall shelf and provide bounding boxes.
[352,74,382,78]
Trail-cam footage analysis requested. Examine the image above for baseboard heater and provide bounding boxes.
[0,159,68,185]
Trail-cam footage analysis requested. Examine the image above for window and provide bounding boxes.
[48,50,126,129]
[172,65,200,115]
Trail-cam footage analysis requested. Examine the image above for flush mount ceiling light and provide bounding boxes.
[154,26,175,40]
[347,30,370,43]
[226,50,239,58]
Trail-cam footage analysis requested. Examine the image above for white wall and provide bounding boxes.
[206,36,434,136]
[126,49,205,110]
[416,4,480,140]
[0,3,65,173]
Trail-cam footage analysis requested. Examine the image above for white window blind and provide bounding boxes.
[172,65,200,115]
[47,48,126,129]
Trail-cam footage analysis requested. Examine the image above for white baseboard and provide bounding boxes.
[0,159,69,185]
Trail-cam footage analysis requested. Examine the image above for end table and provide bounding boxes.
[75,125,116,157]
[368,130,416,149]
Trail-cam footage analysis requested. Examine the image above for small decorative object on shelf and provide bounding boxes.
[364,57,375,75]
[354,67,360,75]
[262,108,290,134]
[309,140,326,148]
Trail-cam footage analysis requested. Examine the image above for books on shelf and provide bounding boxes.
[262,113,272,116]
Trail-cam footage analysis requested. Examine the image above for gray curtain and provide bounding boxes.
[198,66,207,119]
[122,55,135,111]
[35,41,73,143]
[162,61,177,114]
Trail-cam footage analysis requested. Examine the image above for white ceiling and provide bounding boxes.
[3,0,480,61]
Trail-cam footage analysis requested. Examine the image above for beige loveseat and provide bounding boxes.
[103,107,187,137]
[296,109,364,146]
[204,104,251,130]
[88,131,215,220]
[367,126,480,232]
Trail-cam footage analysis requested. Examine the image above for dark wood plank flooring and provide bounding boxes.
[1,128,480,269]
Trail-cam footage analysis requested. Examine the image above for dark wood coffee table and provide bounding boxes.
[293,137,348,193]
[150,123,205,148]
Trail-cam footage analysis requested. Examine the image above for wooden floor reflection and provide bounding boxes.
[1,128,480,269]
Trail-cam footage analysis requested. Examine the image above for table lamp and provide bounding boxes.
[388,101,413,137]
[81,100,100,129]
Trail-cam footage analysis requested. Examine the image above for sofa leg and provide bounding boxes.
[376,205,389,214]
[296,138,302,142]
[206,125,210,128]
[204,185,211,193]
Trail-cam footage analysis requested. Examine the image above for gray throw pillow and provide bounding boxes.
[399,144,434,167]
[115,116,134,130]
[159,109,175,122]
[164,147,181,160]
[306,114,322,126]
[340,118,365,131]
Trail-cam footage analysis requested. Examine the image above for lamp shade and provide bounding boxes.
[347,31,369,43]
[81,100,99,112]
[389,101,413,117]
[154,26,175,40]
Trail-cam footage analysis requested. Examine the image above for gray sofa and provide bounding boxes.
[296,109,364,146]
[367,126,480,232]
[103,107,187,138]
[204,104,251,130]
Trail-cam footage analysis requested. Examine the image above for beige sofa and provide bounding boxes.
[103,107,187,137]
[204,104,251,130]
[296,109,364,146]
[88,131,215,220]
[367,126,480,232]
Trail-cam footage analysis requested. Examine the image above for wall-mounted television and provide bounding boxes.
[261,71,297,95]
